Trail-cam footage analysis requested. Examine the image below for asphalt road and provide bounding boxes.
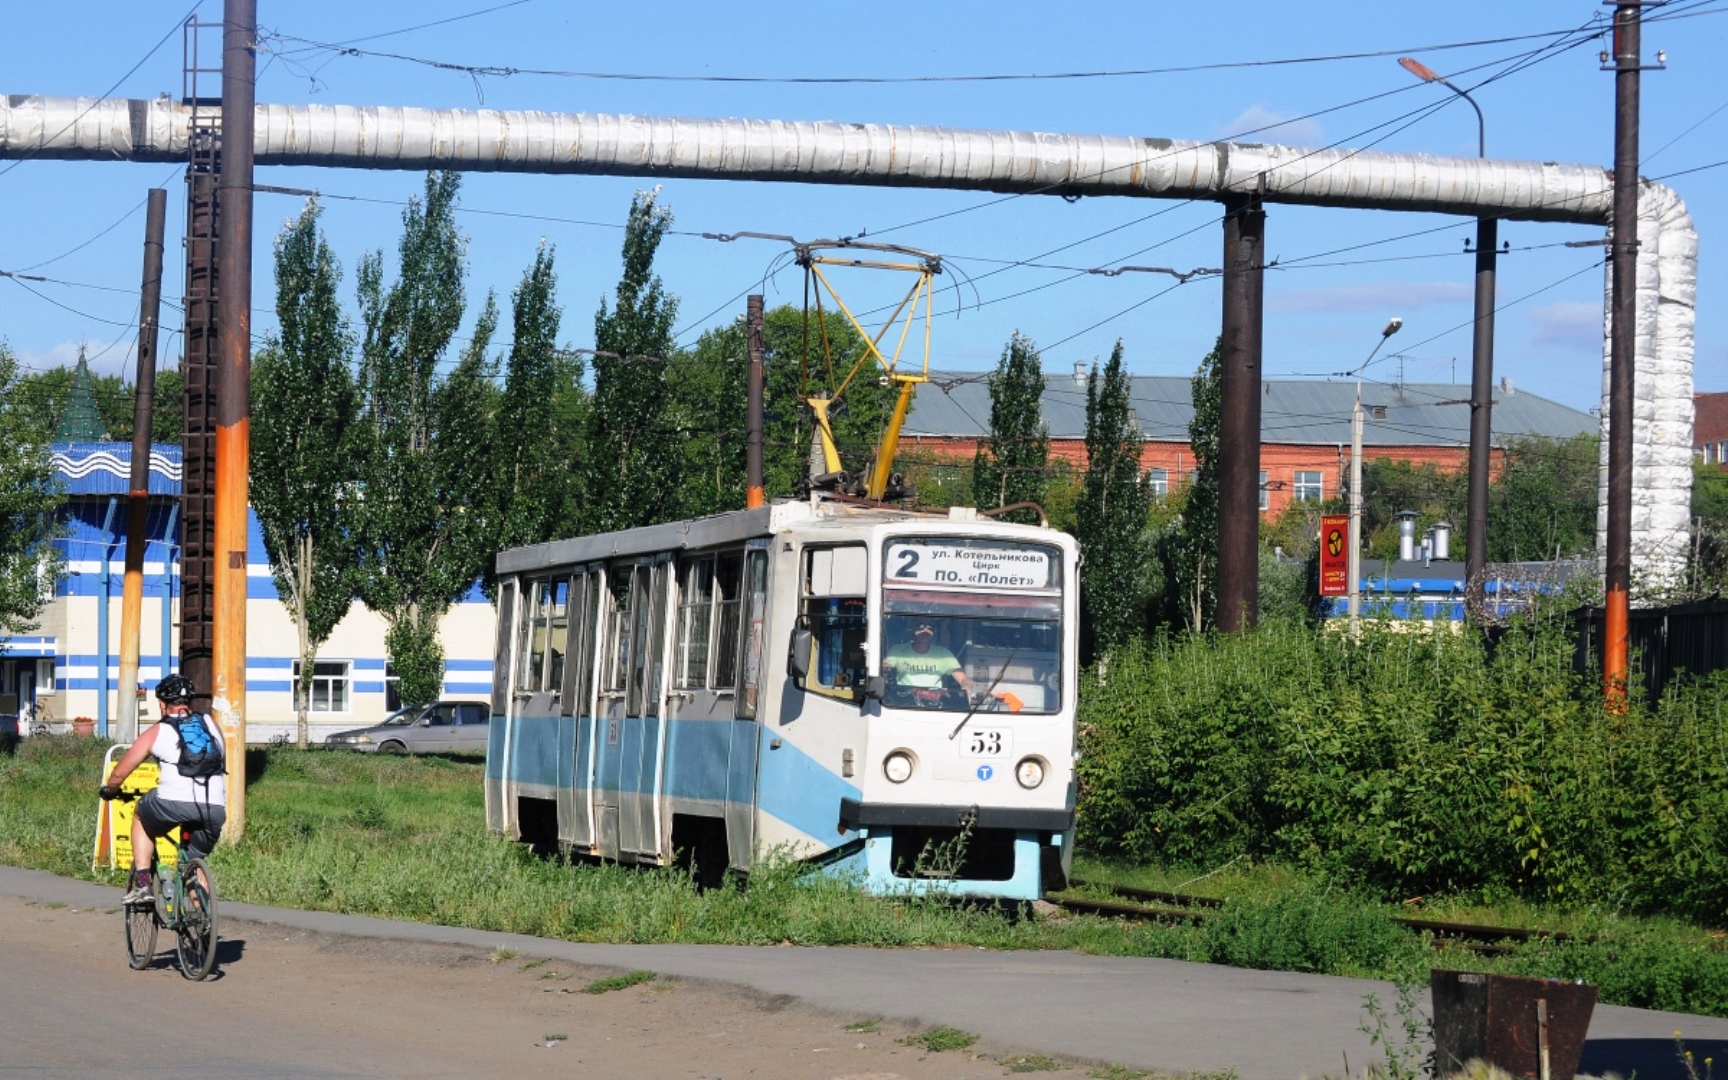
[5,864,1727,1080]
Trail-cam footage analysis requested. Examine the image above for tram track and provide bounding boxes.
[1047,879,1573,956]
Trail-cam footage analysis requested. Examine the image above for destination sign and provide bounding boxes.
[884,539,1055,590]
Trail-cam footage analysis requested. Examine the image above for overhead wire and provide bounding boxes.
[0,4,201,182]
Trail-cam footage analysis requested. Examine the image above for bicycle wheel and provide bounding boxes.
[174,858,219,981]
[124,882,158,970]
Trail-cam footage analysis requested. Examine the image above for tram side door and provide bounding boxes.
[619,556,671,860]
[560,567,602,850]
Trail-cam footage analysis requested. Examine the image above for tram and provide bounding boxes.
[485,497,1078,899]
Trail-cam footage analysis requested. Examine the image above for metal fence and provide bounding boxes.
[1572,599,1728,703]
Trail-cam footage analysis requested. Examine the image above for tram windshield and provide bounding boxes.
[880,538,1063,714]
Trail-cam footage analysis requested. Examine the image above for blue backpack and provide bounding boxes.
[170,713,225,779]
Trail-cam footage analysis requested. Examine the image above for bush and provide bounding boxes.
[1200,884,1418,975]
[1077,619,1728,922]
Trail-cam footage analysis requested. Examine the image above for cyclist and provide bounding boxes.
[99,675,226,905]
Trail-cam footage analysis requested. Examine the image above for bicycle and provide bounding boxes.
[98,788,220,980]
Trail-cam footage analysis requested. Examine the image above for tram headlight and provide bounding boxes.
[883,751,915,784]
[1015,756,1046,789]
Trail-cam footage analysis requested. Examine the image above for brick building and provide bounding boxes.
[901,371,1597,516]
[1696,392,1728,465]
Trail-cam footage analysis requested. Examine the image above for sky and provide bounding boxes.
[2,0,1726,423]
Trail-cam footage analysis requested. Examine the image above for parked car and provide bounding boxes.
[323,701,493,755]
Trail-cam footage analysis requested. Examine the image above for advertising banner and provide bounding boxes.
[94,748,174,870]
[1319,515,1350,597]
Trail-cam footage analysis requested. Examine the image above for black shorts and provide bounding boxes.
[136,791,226,860]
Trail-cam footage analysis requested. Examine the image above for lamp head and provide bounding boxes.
[1398,57,1441,83]
[1382,317,1404,338]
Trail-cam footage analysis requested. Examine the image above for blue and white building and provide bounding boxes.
[0,442,497,742]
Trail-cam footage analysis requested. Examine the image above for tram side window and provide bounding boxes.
[801,545,868,696]
[675,556,716,689]
[712,553,745,688]
[675,551,746,692]
[736,549,768,719]
[604,567,634,694]
[517,577,570,695]
[565,571,599,713]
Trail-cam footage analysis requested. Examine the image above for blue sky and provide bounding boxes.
[3,0,1725,421]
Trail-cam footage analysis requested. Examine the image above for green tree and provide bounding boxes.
[252,200,360,748]
[1360,457,1466,561]
[494,242,582,561]
[353,171,498,707]
[972,331,1049,523]
[0,343,64,641]
[1689,460,1728,595]
[586,190,681,533]
[1488,434,1598,562]
[676,303,892,510]
[1076,341,1150,658]
[1161,338,1221,631]
[13,363,183,444]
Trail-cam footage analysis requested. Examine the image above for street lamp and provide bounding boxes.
[1349,317,1403,638]
[1399,56,1497,623]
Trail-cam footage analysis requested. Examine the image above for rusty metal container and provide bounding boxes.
[1430,970,1597,1080]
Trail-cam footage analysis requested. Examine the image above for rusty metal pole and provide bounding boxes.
[1604,1,1642,709]
[213,0,255,836]
[116,188,168,745]
[1217,194,1266,632]
[746,294,766,509]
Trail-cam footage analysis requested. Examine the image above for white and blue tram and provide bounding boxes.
[485,495,1078,900]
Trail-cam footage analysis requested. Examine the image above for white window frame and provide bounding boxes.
[1293,470,1323,503]
[292,659,353,715]
[1146,467,1169,497]
[1258,470,1269,512]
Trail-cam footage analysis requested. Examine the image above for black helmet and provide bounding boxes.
[154,674,197,705]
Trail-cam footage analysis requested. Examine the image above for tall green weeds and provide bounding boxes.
[1079,618,1728,921]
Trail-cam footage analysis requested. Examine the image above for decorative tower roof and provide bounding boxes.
[55,350,108,441]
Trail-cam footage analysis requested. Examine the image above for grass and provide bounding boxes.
[584,970,656,994]
[844,1018,883,1034]
[10,738,1728,1018]
[901,1026,977,1053]
[1001,1052,1064,1071]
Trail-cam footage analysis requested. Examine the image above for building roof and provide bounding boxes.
[904,373,1597,447]
[1696,392,1728,444]
[54,355,108,442]
[50,442,182,496]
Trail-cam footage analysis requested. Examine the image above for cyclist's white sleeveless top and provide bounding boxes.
[148,715,228,805]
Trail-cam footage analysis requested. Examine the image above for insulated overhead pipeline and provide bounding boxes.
[0,96,1620,220]
[0,95,1695,587]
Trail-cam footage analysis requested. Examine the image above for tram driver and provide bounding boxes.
[882,620,974,705]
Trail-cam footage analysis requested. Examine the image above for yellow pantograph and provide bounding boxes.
[797,241,941,501]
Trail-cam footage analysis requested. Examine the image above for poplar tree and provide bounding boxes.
[252,200,359,747]
[494,241,582,561]
[0,343,63,641]
[972,330,1049,522]
[353,171,498,707]
[1170,338,1222,630]
[1075,341,1150,658]
[586,189,680,533]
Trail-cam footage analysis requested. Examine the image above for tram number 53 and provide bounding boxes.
[963,730,1006,757]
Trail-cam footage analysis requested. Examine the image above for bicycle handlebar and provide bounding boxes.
[98,785,139,802]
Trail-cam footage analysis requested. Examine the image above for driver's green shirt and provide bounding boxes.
[884,642,962,688]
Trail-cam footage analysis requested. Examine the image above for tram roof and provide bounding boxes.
[496,498,1068,574]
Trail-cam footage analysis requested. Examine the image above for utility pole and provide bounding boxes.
[1348,318,1403,638]
[1604,0,1643,710]
[213,0,256,837]
[1398,56,1499,621]
[116,188,168,745]
[1217,191,1266,633]
[746,294,765,509]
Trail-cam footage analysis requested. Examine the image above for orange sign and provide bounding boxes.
[1319,515,1349,596]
